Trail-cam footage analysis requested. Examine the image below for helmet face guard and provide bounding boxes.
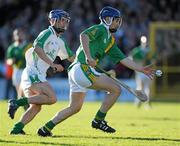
[48,9,70,33]
[99,6,121,26]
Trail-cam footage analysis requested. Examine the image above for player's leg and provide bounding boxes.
[38,64,88,136]
[143,77,152,109]
[52,92,85,124]
[38,63,120,136]
[18,85,29,110]
[10,105,42,135]
[90,74,121,112]
[143,77,151,101]
[12,69,22,95]
[8,82,57,119]
[10,89,36,134]
[134,72,143,107]
[89,74,121,133]
[27,82,57,104]
[10,82,57,134]
[15,69,29,110]
[38,92,85,137]
[16,69,24,97]
[71,64,121,133]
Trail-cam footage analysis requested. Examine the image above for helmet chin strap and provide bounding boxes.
[109,28,117,33]
[101,17,118,33]
[101,17,113,26]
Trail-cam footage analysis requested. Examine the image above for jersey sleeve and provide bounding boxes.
[130,47,142,60]
[6,45,14,59]
[81,25,105,41]
[57,38,74,60]
[107,42,126,64]
[33,29,51,49]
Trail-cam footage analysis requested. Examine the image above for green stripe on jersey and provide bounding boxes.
[60,36,73,57]
[33,29,52,49]
[59,36,74,59]
[64,41,73,57]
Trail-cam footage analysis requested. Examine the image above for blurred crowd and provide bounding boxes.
[0,0,180,78]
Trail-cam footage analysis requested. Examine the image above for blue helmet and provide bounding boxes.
[48,9,70,20]
[99,6,121,24]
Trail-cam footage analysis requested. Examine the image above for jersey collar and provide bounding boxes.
[49,26,58,36]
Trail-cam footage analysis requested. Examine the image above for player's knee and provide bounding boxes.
[51,97,57,104]
[48,96,57,104]
[73,106,82,114]
[111,85,121,97]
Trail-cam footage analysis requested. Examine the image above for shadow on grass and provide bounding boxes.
[0,139,79,146]
[53,135,180,143]
[125,117,180,121]
[140,117,180,121]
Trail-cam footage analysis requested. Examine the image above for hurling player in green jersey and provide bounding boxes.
[129,36,156,108]
[38,6,154,136]
[6,28,32,99]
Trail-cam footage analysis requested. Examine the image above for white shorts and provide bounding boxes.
[135,72,151,90]
[21,68,47,91]
[12,68,23,86]
[68,63,101,92]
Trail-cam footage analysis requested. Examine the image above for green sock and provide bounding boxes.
[11,122,24,134]
[15,97,28,106]
[95,110,107,120]
[44,120,56,131]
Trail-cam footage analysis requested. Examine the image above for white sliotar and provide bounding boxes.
[155,70,162,77]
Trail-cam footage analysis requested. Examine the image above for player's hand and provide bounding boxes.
[141,65,155,80]
[86,58,97,68]
[67,55,75,63]
[51,63,64,72]
[107,69,116,77]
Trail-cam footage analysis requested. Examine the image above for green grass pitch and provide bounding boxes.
[0,101,180,146]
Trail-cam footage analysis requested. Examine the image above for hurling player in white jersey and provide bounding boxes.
[8,9,75,135]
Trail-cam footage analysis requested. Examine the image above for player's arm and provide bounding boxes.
[6,58,14,66]
[80,25,104,67]
[120,57,154,79]
[34,45,64,72]
[80,33,96,67]
[34,45,54,66]
[7,56,22,65]
[6,46,15,65]
[108,43,154,79]
[120,58,143,71]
